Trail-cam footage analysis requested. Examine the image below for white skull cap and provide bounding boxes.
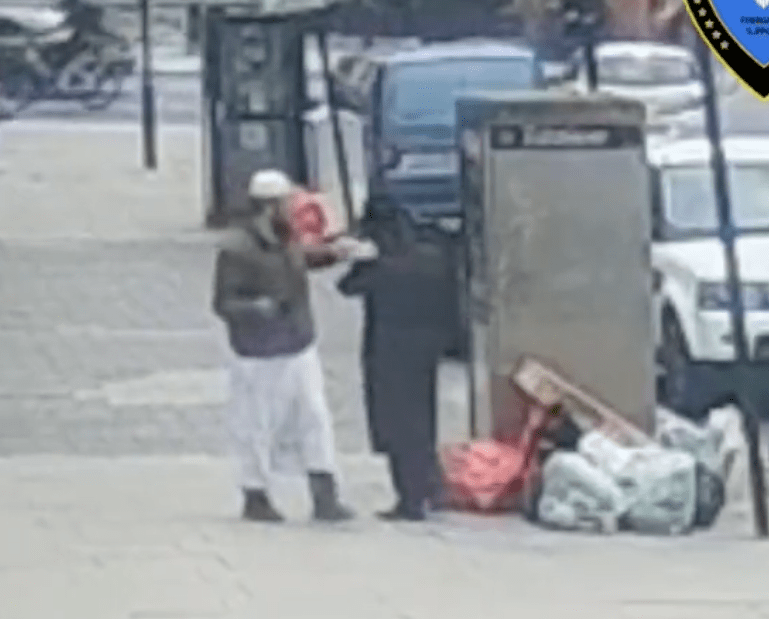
[248,169,295,199]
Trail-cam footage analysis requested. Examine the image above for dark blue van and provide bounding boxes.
[335,40,539,225]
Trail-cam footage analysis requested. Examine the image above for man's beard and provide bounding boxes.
[271,216,293,241]
[250,211,291,244]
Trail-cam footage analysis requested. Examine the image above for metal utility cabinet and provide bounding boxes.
[202,8,307,225]
[457,92,655,438]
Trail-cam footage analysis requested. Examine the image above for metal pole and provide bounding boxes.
[140,0,157,170]
[186,4,201,56]
[696,37,768,538]
[583,13,599,91]
[317,30,356,233]
[584,35,598,90]
[585,33,598,92]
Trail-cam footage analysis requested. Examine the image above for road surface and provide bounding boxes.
[14,73,202,126]
[671,82,769,138]
[10,72,769,134]
[719,87,769,135]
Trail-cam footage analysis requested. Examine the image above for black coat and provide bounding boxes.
[338,235,454,453]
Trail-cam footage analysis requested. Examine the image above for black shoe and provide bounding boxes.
[427,491,450,512]
[308,472,355,522]
[242,489,284,522]
[376,504,426,522]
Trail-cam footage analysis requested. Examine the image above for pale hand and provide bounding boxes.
[250,296,279,316]
[331,236,379,260]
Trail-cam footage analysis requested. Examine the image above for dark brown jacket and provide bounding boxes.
[213,225,337,358]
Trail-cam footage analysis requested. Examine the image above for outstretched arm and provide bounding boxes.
[337,261,376,297]
[301,244,344,269]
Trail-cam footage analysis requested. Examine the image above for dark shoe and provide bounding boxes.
[427,491,450,512]
[308,472,355,522]
[242,489,284,522]
[376,503,426,522]
[376,502,406,520]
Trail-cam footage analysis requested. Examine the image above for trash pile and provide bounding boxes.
[439,356,745,535]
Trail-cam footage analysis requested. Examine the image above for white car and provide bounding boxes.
[565,41,704,131]
[649,136,769,412]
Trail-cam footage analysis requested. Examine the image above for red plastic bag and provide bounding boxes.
[289,191,338,246]
[440,441,534,511]
[438,404,552,512]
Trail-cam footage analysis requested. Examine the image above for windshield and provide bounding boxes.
[661,165,769,232]
[598,55,696,86]
[384,57,535,126]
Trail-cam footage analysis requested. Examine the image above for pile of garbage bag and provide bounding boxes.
[438,356,745,536]
[535,406,738,535]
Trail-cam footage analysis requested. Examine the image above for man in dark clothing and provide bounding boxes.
[213,169,362,523]
[337,201,455,520]
[59,0,107,36]
[54,0,122,92]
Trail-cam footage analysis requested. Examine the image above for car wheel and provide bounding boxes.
[660,311,693,412]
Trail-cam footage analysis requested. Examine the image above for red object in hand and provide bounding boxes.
[289,191,337,246]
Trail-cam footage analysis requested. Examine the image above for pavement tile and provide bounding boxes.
[0,513,72,570]
[0,567,101,619]
[81,558,229,617]
[0,127,468,456]
[0,456,769,618]
[619,602,762,619]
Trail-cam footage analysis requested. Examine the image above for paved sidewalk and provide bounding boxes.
[3,123,769,619]
[0,124,204,241]
[0,126,468,455]
[152,51,201,76]
[129,45,201,75]
[1,454,768,619]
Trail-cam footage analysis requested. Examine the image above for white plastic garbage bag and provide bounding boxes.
[707,405,745,482]
[616,448,698,535]
[654,406,728,529]
[577,431,637,479]
[579,431,698,535]
[655,406,722,474]
[708,405,748,504]
[538,452,627,534]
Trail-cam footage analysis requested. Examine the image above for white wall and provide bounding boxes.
[303,104,368,232]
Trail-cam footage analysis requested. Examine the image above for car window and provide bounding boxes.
[383,57,535,126]
[661,164,769,232]
[598,54,697,86]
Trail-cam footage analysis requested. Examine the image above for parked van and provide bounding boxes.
[333,39,540,226]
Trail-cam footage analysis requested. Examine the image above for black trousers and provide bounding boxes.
[369,327,444,512]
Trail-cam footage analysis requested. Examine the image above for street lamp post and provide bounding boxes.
[695,36,768,538]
